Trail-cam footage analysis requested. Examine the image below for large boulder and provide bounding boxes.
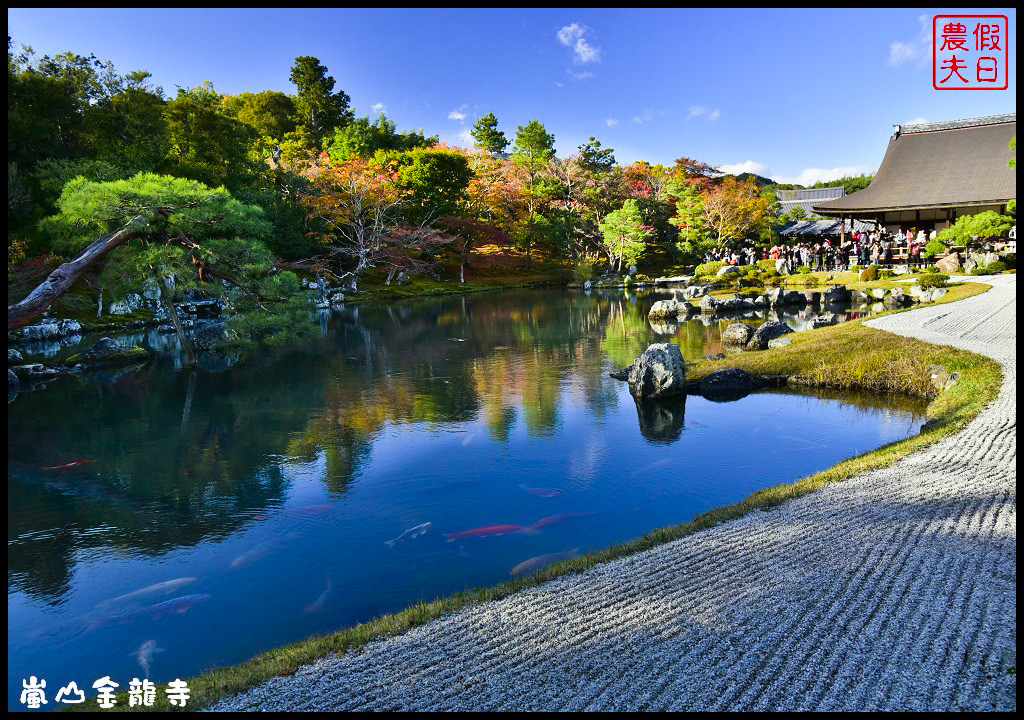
[12,363,61,381]
[775,259,791,276]
[65,337,148,368]
[192,321,229,350]
[699,295,721,314]
[698,368,763,397]
[627,343,687,399]
[808,313,839,329]
[870,287,888,300]
[682,285,711,300]
[746,321,795,350]
[767,336,794,349]
[782,290,807,306]
[823,285,851,304]
[108,293,144,315]
[716,265,741,277]
[936,253,961,274]
[17,319,83,340]
[721,323,755,346]
[963,257,978,274]
[8,349,24,366]
[767,287,785,307]
[648,298,691,320]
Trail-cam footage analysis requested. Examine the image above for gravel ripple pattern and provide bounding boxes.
[210,276,1016,711]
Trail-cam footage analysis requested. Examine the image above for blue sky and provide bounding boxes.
[8,8,1017,185]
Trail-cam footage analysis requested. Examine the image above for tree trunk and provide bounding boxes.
[156,270,197,370]
[8,215,148,331]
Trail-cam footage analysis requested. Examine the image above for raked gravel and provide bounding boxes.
[210,276,1016,711]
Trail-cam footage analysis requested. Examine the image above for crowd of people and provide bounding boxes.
[704,227,940,272]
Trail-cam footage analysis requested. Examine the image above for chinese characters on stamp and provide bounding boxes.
[933,15,1009,90]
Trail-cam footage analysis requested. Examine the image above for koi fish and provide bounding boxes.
[134,640,165,677]
[519,484,564,498]
[229,540,278,570]
[446,524,531,542]
[99,594,211,627]
[528,512,594,531]
[303,576,332,614]
[229,532,299,569]
[510,548,579,577]
[97,578,199,611]
[41,460,95,471]
[385,522,431,548]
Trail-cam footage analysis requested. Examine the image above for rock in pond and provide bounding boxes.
[192,321,229,350]
[648,298,691,320]
[722,323,755,346]
[698,368,763,399]
[807,313,839,329]
[627,343,687,399]
[8,348,24,366]
[65,337,148,368]
[746,321,794,350]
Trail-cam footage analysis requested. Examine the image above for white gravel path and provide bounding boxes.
[210,276,1016,711]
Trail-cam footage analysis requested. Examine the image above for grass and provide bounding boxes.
[72,281,1003,712]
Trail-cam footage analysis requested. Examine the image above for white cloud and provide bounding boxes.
[687,105,720,121]
[714,161,872,185]
[717,160,770,176]
[904,116,929,126]
[888,14,930,67]
[371,102,387,114]
[606,118,619,127]
[771,165,872,186]
[557,22,601,64]
[632,108,670,124]
[454,128,475,148]
[568,69,594,80]
[448,104,469,122]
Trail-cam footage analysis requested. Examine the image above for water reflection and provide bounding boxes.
[7,288,925,707]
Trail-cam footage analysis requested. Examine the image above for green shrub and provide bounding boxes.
[920,266,940,274]
[738,276,764,288]
[923,237,948,258]
[756,259,776,273]
[859,266,879,282]
[694,261,725,277]
[918,273,949,289]
[796,265,812,274]
[572,260,594,283]
[972,260,1007,275]
[635,273,652,282]
[849,264,863,272]
[878,269,895,279]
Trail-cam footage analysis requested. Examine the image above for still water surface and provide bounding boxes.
[8,288,924,708]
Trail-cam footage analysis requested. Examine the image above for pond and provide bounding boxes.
[7,288,925,709]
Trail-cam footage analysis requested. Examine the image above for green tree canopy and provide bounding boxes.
[599,199,650,271]
[470,112,508,154]
[289,56,352,148]
[162,83,257,190]
[326,114,437,162]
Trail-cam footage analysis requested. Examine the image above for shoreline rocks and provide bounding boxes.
[626,343,687,399]
[746,321,795,350]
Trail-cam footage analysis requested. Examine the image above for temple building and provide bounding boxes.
[813,114,1016,234]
